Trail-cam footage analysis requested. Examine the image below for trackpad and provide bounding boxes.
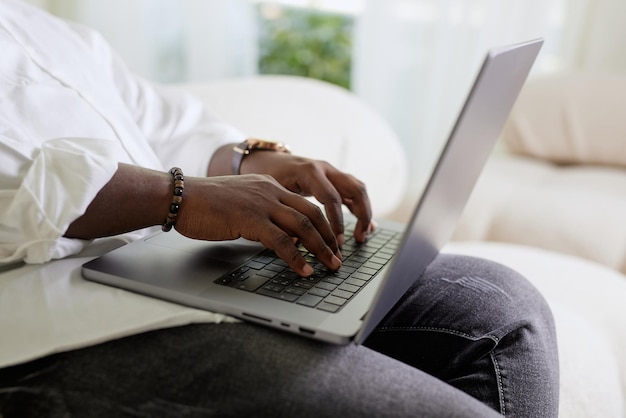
[145,231,263,264]
[132,232,265,293]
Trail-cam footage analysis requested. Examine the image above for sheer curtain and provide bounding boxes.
[578,0,626,72]
[351,0,592,188]
[35,0,259,83]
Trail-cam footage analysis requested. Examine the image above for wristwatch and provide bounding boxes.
[232,138,291,175]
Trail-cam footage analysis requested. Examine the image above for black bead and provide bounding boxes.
[173,187,183,196]
[170,203,180,213]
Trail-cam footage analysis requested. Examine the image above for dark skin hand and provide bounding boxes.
[208,144,373,245]
[66,141,374,276]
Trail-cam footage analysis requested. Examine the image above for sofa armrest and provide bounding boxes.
[502,73,626,167]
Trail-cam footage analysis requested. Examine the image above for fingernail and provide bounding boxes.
[331,255,342,270]
[337,233,345,246]
[303,264,314,277]
[335,249,343,260]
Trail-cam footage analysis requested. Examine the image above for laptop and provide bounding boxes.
[82,39,543,345]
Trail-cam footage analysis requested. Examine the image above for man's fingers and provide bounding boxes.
[329,171,372,243]
[297,168,346,244]
[235,176,340,274]
[271,199,342,273]
[258,226,313,277]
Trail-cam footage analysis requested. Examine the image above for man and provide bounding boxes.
[0,1,559,416]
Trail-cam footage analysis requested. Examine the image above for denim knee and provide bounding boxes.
[376,253,557,344]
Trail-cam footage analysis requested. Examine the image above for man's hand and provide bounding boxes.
[238,151,374,246]
[175,174,342,277]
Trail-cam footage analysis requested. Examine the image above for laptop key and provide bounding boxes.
[349,255,369,264]
[357,266,378,276]
[284,287,306,296]
[265,264,286,273]
[315,282,337,291]
[215,276,231,285]
[322,277,343,286]
[257,288,299,302]
[270,259,288,268]
[369,256,388,265]
[324,295,348,306]
[343,260,364,269]
[338,283,360,293]
[233,272,251,281]
[253,255,275,264]
[327,271,349,279]
[234,274,269,292]
[332,289,354,299]
[297,294,323,307]
[345,277,366,287]
[317,302,341,313]
[262,284,285,293]
[351,272,373,281]
[337,265,357,274]
[308,287,331,298]
[292,281,314,289]
[363,261,384,270]
[256,269,279,279]
[246,260,266,270]
[271,278,293,287]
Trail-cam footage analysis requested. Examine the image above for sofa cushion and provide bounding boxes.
[502,73,626,168]
[454,155,626,275]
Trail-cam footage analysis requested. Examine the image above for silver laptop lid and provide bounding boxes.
[355,39,544,344]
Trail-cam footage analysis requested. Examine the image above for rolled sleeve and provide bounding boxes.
[0,137,127,264]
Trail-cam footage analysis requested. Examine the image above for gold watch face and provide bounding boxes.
[245,138,291,154]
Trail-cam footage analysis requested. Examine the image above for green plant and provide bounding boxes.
[257,5,353,90]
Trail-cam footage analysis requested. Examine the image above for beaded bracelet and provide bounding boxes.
[162,167,184,232]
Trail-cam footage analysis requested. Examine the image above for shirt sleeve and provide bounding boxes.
[0,137,127,264]
[0,20,246,265]
[122,77,247,177]
[69,22,248,177]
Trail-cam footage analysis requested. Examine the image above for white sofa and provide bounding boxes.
[182,75,626,417]
[452,73,626,417]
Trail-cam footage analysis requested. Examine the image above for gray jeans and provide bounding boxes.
[0,254,559,417]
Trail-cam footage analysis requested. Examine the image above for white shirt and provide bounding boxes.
[0,0,245,264]
[0,0,245,367]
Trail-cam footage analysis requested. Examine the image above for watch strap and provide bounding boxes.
[231,139,291,175]
[231,140,250,175]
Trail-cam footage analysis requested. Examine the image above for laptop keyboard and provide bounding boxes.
[214,225,400,313]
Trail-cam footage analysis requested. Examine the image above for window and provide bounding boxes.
[255,1,360,89]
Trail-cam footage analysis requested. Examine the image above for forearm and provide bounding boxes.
[207,143,236,176]
[64,163,172,239]
[206,141,295,178]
